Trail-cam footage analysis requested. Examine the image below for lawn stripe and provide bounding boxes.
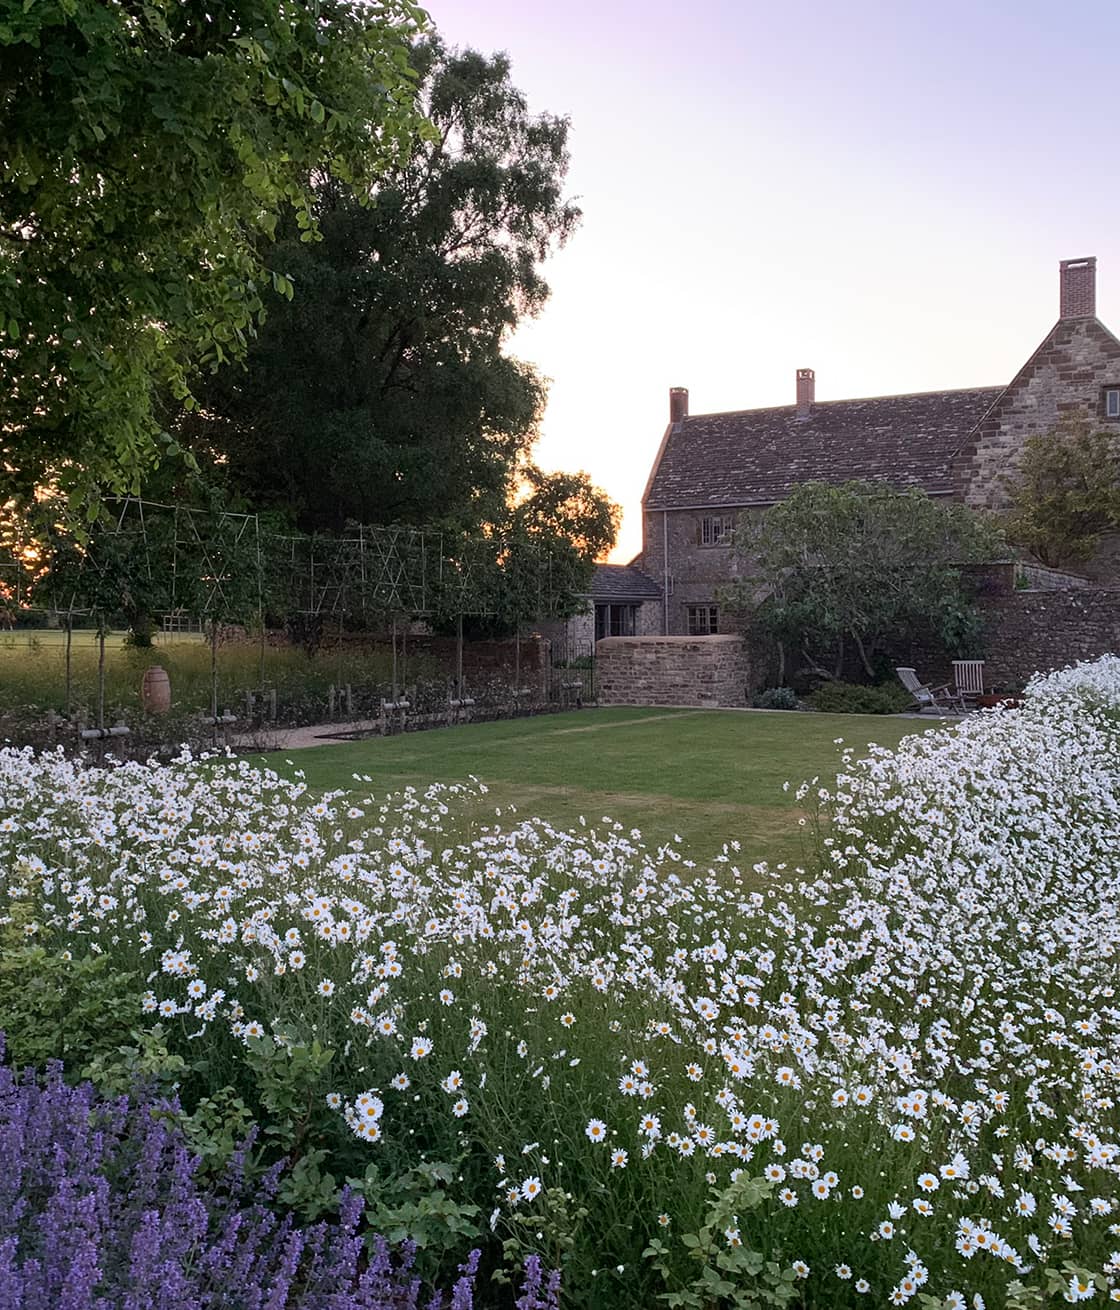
[537,709,704,736]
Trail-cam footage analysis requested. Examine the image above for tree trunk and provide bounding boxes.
[852,631,876,681]
[801,644,834,681]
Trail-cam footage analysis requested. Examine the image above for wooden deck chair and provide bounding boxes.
[952,660,986,701]
[895,667,967,714]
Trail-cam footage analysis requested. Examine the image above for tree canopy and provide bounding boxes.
[722,481,1003,683]
[1001,418,1120,569]
[0,0,429,506]
[472,466,620,634]
[178,36,581,536]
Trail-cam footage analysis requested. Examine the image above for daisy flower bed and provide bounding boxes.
[1,655,1119,1309]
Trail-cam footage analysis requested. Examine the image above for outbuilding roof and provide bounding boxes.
[643,386,1003,509]
[589,563,661,601]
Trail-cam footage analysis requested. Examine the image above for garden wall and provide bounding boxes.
[977,589,1120,688]
[908,588,1120,690]
[596,635,748,707]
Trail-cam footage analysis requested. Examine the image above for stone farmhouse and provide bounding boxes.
[611,255,1120,639]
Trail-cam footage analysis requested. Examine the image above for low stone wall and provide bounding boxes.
[1015,562,1090,590]
[596,635,748,707]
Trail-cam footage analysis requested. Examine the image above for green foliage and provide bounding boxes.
[241,1033,339,1217]
[510,467,620,564]
[79,1023,189,1097]
[1003,1263,1109,1308]
[242,1033,333,1139]
[356,1160,484,1267]
[0,0,429,504]
[806,680,912,715]
[751,687,799,711]
[723,481,1002,683]
[11,484,263,686]
[497,1184,587,1288]
[440,467,619,635]
[179,36,582,537]
[171,1086,257,1170]
[642,1174,797,1309]
[1002,418,1120,567]
[0,906,143,1071]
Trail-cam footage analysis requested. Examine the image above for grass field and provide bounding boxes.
[0,628,203,651]
[0,629,412,719]
[260,706,944,866]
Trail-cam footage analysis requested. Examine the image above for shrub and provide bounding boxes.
[0,1044,559,1309]
[806,679,912,715]
[0,908,145,1073]
[751,686,799,711]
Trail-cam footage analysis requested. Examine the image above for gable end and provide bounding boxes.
[951,316,1120,509]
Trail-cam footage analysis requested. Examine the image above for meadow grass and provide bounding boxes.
[258,706,943,866]
[0,630,415,720]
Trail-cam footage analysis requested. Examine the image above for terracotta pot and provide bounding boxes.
[140,665,171,714]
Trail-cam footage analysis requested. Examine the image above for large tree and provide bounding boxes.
[0,0,428,506]
[1002,418,1120,568]
[430,466,619,637]
[179,37,580,535]
[723,481,1003,682]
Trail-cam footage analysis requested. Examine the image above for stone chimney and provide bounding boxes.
[796,368,815,419]
[669,386,689,424]
[1060,257,1096,319]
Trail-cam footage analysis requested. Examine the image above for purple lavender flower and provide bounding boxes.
[0,1043,557,1309]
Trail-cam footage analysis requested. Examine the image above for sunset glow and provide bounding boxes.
[427,0,1120,560]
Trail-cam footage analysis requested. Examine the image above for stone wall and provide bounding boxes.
[979,590,1120,688]
[596,635,749,707]
[536,598,662,651]
[914,589,1120,691]
[640,507,762,634]
[952,316,1120,511]
[1015,562,1091,590]
[1081,532,1120,586]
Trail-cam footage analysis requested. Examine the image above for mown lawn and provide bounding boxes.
[259,706,945,866]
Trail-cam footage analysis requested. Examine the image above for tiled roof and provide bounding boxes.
[644,387,1004,509]
[589,563,661,601]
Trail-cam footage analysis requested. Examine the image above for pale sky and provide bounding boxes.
[426,0,1120,562]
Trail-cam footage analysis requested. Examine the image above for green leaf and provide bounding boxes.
[0,0,428,502]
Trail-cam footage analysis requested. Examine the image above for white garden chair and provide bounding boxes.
[895,667,967,714]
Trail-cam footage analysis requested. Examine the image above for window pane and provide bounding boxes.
[686,605,718,635]
[1107,389,1120,418]
[701,515,734,546]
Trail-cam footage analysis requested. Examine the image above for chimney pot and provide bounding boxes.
[669,386,689,424]
[796,368,815,419]
[1060,257,1096,319]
